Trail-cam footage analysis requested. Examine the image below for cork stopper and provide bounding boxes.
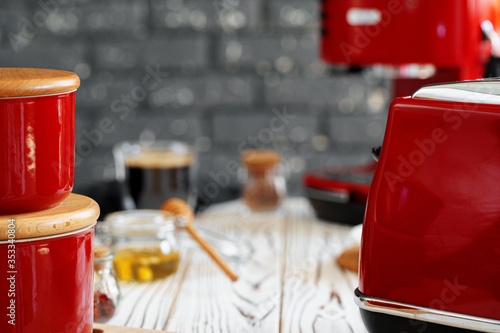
[94,246,110,259]
[241,149,281,172]
[0,67,80,98]
[94,246,113,271]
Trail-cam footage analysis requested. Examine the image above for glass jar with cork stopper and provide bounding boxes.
[93,246,120,323]
[241,149,287,211]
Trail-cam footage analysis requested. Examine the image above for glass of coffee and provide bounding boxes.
[114,141,197,210]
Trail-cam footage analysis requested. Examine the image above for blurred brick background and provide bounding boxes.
[0,0,390,205]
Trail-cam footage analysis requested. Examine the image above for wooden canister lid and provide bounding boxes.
[0,194,100,241]
[0,67,80,98]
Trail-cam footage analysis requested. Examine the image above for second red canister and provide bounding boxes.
[0,194,99,333]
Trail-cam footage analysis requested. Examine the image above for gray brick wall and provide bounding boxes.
[0,0,390,203]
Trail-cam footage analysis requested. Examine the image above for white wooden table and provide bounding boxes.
[107,198,366,333]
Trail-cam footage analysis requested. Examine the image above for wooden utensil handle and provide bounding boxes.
[161,198,194,223]
[161,198,239,282]
[186,224,239,282]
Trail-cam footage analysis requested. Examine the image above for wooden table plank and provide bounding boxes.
[108,252,192,329]
[94,323,172,332]
[163,203,283,332]
[107,198,366,333]
[279,199,364,333]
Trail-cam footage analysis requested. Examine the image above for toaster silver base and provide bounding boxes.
[355,288,500,332]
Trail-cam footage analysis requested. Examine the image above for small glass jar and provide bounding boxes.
[94,246,120,324]
[241,149,287,211]
[105,210,181,282]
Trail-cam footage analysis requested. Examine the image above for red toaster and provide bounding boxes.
[356,79,500,332]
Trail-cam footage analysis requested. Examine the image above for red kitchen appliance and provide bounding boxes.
[355,80,500,332]
[303,162,375,225]
[321,0,500,96]
[321,1,500,331]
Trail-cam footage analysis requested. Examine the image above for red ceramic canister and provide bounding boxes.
[0,68,80,214]
[0,194,99,333]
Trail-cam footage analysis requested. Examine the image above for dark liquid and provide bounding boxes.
[126,165,191,209]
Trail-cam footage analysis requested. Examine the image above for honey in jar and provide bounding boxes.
[113,245,180,282]
[104,210,181,282]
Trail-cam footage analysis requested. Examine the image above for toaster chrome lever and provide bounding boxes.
[371,146,381,162]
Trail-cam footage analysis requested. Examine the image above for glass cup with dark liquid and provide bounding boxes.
[114,141,196,210]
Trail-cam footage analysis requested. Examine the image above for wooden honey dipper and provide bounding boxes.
[161,198,239,282]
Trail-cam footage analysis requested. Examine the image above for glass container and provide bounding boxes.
[113,140,197,210]
[94,246,120,323]
[241,149,287,211]
[105,210,181,282]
